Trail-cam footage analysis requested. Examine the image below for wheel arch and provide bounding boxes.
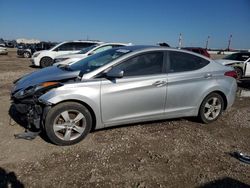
[52,99,97,132]
[40,56,53,66]
[212,90,228,110]
[200,90,228,111]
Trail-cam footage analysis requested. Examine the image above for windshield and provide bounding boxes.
[70,48,131,73]
[223,53,238,60]
[78,44,99,54]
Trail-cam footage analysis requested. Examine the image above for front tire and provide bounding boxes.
[40,57,53,68]
[45,102,92,145]
[199,93,224,124]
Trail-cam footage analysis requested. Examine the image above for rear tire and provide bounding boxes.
[40,57,53,68]
[199,93,224,124]
[45,102,92,145]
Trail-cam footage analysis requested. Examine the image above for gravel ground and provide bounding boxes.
[0,49,249,187]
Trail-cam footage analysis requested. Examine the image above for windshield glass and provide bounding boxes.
[70,48,131,73]
[78,44,99,54]
[223,53,238,60]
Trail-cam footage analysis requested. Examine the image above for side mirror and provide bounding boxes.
[106,68,124,79]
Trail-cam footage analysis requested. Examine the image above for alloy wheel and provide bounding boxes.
[53,110,86,141]
[203,97,222,121]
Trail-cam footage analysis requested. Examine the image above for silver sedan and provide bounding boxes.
[12,46,237,145]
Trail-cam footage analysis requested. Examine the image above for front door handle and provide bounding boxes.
[152,81,167,87]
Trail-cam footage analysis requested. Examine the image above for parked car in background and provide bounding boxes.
[11,46,237,145]
[183,47,210,58]
[53,42,130,66]
[158,42,170,47]
[5,41,16,48]
[215,52,250,79]
[17,42,57,58]
[31,40,102,67]
[0,47,8,55]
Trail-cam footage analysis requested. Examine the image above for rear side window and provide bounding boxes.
[169,51,209,73]
[113,52,164,77]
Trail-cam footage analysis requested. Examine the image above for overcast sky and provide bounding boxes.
[0,0,250,49]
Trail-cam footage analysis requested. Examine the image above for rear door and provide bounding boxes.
[101,51,167,125]
[165,51,211,115]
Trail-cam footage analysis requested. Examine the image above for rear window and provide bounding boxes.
[169,51,210,73]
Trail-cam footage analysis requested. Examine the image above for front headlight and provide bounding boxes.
[33,52,40,58]
[54,58,69,63]
[14,82,62,99]
[34,82,62,91]
[14,86,35,98]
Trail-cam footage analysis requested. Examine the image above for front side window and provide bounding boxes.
[169,51,209,73]
[112,52,164,77]
[223,53,239,60]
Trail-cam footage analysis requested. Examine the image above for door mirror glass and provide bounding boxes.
[106,68,124,78]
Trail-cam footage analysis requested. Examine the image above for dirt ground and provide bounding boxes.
[0,49,249,187]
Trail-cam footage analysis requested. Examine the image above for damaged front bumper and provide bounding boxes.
[10,95,51,132]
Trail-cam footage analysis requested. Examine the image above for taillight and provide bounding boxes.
[224,71,237,79]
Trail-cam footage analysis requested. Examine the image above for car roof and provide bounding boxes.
[60,40,102,44]
[116,45,166,51]
[114,45,212,61]
[183,47,206,50]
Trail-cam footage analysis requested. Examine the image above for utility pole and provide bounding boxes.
[227,34,232,51]
[205,36,210,49]
[178,33,182,49]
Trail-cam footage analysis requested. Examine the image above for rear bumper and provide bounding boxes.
[226,80,237,109]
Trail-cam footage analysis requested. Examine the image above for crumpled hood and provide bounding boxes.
[215,59,242,66]
[13,66,80,93]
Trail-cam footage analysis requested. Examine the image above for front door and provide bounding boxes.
[100,51,167,125]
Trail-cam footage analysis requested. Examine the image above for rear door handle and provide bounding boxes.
[204,73,212,78]
[152,81,167,87]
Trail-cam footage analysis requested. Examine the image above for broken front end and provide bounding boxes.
[10,82,63,135]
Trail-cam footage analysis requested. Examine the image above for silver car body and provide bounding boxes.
[39,47,237,130]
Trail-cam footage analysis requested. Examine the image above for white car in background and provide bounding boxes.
[215,52,250,79]
[0,47,8,55]
[53,43,130,66]
[31,40,102,68]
